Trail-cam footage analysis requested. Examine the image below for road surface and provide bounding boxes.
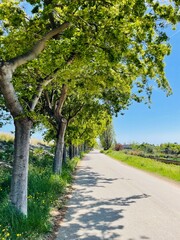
[56,150,180,240]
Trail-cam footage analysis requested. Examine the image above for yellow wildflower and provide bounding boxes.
[16,233,22,237]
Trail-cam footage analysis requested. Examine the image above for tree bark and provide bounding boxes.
[55,84,68,119]
[0,63,23,118]
[74,146,76,157]
[75,146,79,156]
[53,118,67,174]
[77,146,79,156]
[63,144,67,164]
[69,143,73,160]
[10,118,32,216]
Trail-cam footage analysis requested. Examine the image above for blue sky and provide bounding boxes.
[114,25,180,144]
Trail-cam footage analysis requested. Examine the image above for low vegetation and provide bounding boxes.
[0,133,14,142]
[113,142,180,164]
[104,150,180,182]
[0,136,80,240]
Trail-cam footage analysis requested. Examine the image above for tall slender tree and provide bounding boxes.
[100,122,115,150]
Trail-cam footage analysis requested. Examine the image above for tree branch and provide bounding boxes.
[30,52,75,111]
[55,84,68,117]
[30,68,59,111]
[68,103,85,123]
[30,78,53,111]
[79,126,88,139]
[10,22,70,70]
[66,52,76,65]
[45,91,53,110]
[44,0,57,29]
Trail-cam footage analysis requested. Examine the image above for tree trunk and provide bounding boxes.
[53,118,67,174]
[10,118,32,216]
[76,146,79,156]
[63,144,67,164]
[77,146,80,157]
[69,143,73,160]
[73,145,75,157]
[84,143,86,152]
[73,146,76,156]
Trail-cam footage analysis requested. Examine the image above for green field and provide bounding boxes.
[105,150,180,182]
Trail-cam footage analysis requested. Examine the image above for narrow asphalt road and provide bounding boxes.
[56,150,180,240]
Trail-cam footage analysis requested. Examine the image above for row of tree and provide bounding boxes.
[0,0,179,216]
[131,142,180,155]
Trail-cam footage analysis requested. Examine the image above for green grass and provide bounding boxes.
[0,143,80,240]
[105,150,180,182]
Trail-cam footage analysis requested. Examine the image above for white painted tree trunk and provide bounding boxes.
[10,118,32,216]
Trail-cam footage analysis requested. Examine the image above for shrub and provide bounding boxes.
[114,143,124,151]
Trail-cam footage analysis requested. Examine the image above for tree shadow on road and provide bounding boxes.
[74,166,119,188]
[57,165,150,240]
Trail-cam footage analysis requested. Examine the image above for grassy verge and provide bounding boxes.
[104,150,180,182]
[0,144,80,240]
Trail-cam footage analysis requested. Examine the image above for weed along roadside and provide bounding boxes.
[0,135,84,240]
[45,154,83,240]
[103,150,180,182]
